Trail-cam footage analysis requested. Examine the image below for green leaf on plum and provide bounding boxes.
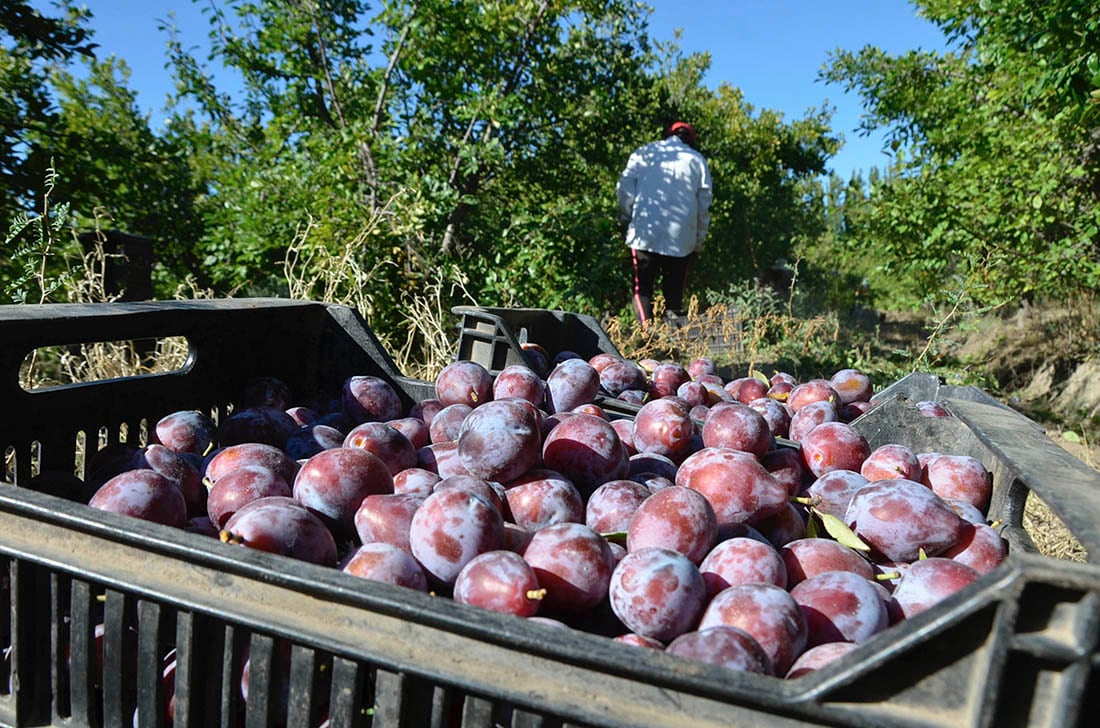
[805,514,820,539]
[813,509,871,552]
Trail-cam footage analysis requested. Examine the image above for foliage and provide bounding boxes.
[2,2,209,298]
[3,0,841,353]
[921,0,1100,122]
[0,0,96,211]
[820,0,1100,311]
[153,0,841,341]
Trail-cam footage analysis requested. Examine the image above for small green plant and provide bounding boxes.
[3,164,81,305]
[704,279,784,320]
[910,258,1009,374]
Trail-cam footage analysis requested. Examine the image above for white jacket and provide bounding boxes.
[616,136,713,257]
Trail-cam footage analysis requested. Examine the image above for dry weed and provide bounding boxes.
[1024,494,1087,563]
[284,214,390,322]
[608,295,840,375]
[281,193,482,382]
[391,265,477,382]
[606,297,733,363]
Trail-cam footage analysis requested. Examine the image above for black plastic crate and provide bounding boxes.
[452,306,621,376]
[0,299,1097,728]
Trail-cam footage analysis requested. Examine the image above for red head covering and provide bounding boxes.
[666,121,697,146]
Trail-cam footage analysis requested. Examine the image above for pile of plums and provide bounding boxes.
[82,349,1005,685]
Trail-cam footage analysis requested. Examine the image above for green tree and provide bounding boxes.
[822,1,1100,309]
[0,0,95,211]
[3,3,211,299]
[167,0,661,328]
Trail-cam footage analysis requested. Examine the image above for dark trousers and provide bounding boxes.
[631,249,694,324]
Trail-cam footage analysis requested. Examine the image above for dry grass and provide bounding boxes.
[606,295,841,375]
[605,297,734,363]
[390,264,477,382]
[281,200,477,383]
[1021,430,1099,564]
[1024,495,1088,563]
[284,214,390,324]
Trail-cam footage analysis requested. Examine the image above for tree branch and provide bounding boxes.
[441,0,552,255]
[363,2,419,213]
[302,0,347,129]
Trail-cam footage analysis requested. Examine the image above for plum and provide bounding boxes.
[207,465,292,529]
[153,410,216,456]
[454,550,544,617]
[632,398,696,461]
[829,368,873,405]
[522,523,614,614]
[676,447,788,528]
[585,479,651,534]
[860,443,921,482]
[342,375,405,424]
[507,469,586,530]
[799,421,871,477]
[204,442,299,488]
[724,376,768,405]
[546,358,600,414]
[353,493,426,552]
[845,478,966,562]
[341,542,428,591]
[787,400,839,442]
[609,547,706,642]
[541,414,628,497]
[780,537,874,587]
[650,362,692,399]
[699,537,788,597]
[920,453,992,513]
[790,570,888,647]
[701,402,774,458]
[599,360,648,397]
[217,406,298,448]
[698,583,808,676]
[786,642,859,679]
[293,447,394,536]
[666,626,772,674]
[626,486,718,565]
[221,496,337,566]
[892,557,980,619]
[409,487,504,587]
[492,364,547,407]
[428,403,473,444]
[457,399,542,483]
[88,469,187,527]
[788,379,840,413]
[343,421,418,475]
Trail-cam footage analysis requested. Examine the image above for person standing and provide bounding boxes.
[616,121,712,326]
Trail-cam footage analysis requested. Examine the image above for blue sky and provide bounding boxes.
[41,0,948,180]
